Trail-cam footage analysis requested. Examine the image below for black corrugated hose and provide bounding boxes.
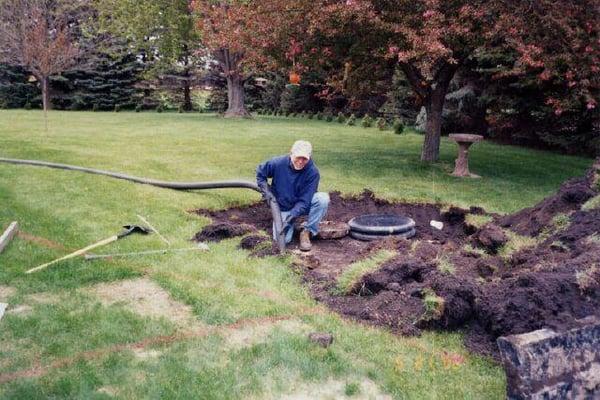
[0,157,286,253]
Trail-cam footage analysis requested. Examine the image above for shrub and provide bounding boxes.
[325,113,333,122]
[156,104,164,113]
[393,118,404,134]
[24,102,32,110]
[316,112,323,120]
[205,86,227,112]
[336,112,346,123]
[346,113,357,126]
[290,112,297,118]
[284,110,291,117]
[361,114,373,128]
[135,104,142,112]
[70,98,85,111]
[307,112,314,120]
[376,117,387,130]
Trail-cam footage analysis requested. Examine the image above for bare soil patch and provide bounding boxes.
[87,278,204,329]
[193,165,600,358]
[133,348,162,360]
[6,305,32,315]
[17,231,68,251]
[224,319,310,350]
[26,292,61,305]
[0,285,16,301]
[275,378,392,400]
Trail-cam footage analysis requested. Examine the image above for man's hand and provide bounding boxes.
[282,215,295,232]
[259,183,276,203]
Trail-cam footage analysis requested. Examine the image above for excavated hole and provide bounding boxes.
[192,180,600,358]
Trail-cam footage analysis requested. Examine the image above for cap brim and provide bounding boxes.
[292,153,311,159]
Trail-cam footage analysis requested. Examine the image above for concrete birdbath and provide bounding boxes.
[448,134,484,178]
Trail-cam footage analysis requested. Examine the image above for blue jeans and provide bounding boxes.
[274,192,330,244]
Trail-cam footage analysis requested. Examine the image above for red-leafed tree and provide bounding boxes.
[258,0,598,161]
[385,0,598,161]
[493,0,598,115]
[192,1,254,117]
[381,1,490,161]
[0,0,79,128]
[191,0,316,117]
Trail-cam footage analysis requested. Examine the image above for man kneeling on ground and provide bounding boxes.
[256,140,329,251]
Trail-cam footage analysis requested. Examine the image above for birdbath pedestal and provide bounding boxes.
[448,134,483,178]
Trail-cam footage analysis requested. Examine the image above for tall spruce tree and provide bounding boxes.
[98,0,200,111]
[0,63,39,108]
[50,37,143,111]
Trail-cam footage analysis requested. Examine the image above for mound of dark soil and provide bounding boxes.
[191,161,600,358]
[193,222,254,242]
[498,174,596,236]
[236,234,280,257]
[239,235,269,250]
[474,224,507,254]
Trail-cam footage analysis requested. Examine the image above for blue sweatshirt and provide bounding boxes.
[256,155,320,218]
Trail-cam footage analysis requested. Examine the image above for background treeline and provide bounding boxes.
[0,1,597,157]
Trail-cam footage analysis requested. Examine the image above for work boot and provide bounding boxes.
[299,229,312,252]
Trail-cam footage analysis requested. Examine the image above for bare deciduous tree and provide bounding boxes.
[0,0,79,129]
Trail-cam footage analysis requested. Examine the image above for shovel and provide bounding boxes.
[25,225,150,274]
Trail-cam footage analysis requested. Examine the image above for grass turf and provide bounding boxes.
[0,110,592,399]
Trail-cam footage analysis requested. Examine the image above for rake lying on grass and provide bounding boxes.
[26,225,150,274]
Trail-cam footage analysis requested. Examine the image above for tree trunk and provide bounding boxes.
[183,74,192,112]
[182,50,193,112]
[421,87,447,162]
[224,73,249,118]
[215,48,249,118]
[41,75,49,132]
[400,62,458,162]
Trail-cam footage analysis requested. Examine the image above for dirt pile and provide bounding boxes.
[192,163,600,357]
[193,222,255,242]
[498,174,596,236]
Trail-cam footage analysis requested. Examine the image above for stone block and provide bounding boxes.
[497,317,600,399]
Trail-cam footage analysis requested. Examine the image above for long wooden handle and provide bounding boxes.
[26,235,118,274]
[0,221,18,254]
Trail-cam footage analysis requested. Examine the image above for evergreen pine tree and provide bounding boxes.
[0,63,40,108]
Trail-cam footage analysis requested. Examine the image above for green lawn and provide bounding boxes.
[0,110,592,399]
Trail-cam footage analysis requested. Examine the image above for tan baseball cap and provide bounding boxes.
[290,140,312,159]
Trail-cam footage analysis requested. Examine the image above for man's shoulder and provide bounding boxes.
[306,160,320,176]
[269,155,289,166]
